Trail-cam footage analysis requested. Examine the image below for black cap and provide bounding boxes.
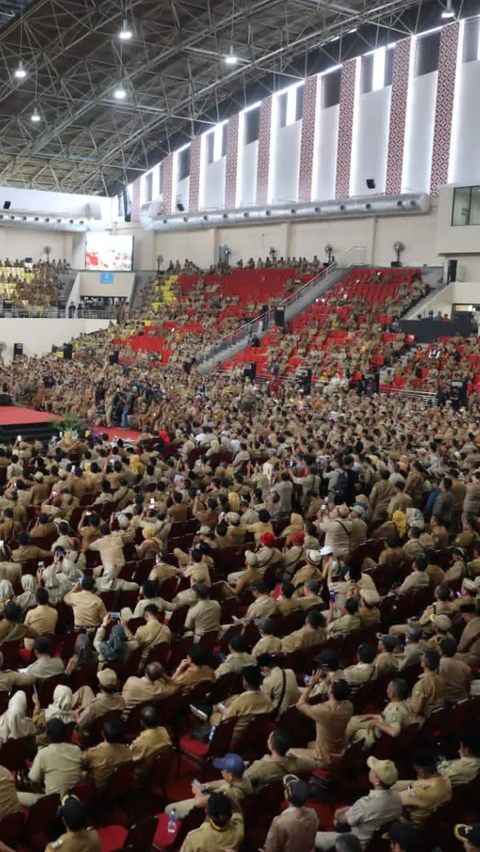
[384,820,421,852]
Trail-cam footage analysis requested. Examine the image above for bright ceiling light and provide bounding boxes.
[31,108,41,123]
[114,84,127,100]
[14,61,27,79]
[224,45,238,65]
[119,19,133,39]
[441,0,455,18]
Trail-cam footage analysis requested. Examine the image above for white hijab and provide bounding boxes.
[0,691,36,741]
[45,685,75,723]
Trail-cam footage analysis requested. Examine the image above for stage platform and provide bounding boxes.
[0,406,62,444]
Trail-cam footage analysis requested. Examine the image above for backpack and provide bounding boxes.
[334,469,348,499]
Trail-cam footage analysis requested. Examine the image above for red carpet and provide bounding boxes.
[0,406,62,426]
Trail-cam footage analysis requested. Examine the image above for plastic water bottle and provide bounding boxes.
[167,807,178,834]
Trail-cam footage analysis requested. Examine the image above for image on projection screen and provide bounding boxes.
[85,235,134,271]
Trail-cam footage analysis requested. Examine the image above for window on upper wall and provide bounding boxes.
[278,92,288,128]
[178,146,190,181]
[143,172,153,204]
[244,105,260,144]
[451,186,480,226]
[205,123,227,164]
[462,17,480,62]
[384,46,394,85]
[360,54,374,94]
[206,132,215,165]
[414,30,441,77]
[295,85,304,120]
[321,68,341,108]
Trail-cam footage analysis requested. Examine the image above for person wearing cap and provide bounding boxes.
[258,654,300,718]
[358,589,381,629]
[45,795,101,852]
[451,577,478,614]
[409,649,444,718]
[81,716,132,791]
[18,718,83,805]
[455,823,480,852]
[183,584,221,644]
[297,579,324,611]
[179,790,244,852]
[281,610,326,653]
[227,550,263,592]
[375,635,400,677]
[165,752,251,819]
[315,757,402,851]
[383,819,421,852]
[438,637,472,703]
[130,704,172,780]
[74,667,125,738]
[245,728,315,789]
[208,665,274,745]
[242,580,277,624]
[251,617,283,657]
[393,747,451,826]
[455,602,480,666]
[292,549,324,593]
[264,773,318,852]
[256,531,283,574]
[346,678,413,746]
[215,634,255,678]
[291,678,353,768]
[437,728,480,786]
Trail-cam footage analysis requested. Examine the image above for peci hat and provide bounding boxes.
[455,825,480,848]
[245,550,259,567]
[97,668,118,688]
[431,614,452,632]
[366,756,398,787]
[212,753,245,775]
[319,545,333,557]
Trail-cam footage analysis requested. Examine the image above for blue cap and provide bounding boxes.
[212,753,245,775]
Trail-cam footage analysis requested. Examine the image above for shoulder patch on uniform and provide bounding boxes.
[414,689,421,696]
[50,841,64,849]
[408,790,418,799]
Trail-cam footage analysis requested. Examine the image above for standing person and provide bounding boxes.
[290,678,353,768]
[264,774,318,852]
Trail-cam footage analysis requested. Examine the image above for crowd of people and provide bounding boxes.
[0,259,70,313]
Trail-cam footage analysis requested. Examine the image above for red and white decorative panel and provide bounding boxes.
[162,154,173,214]
[430,21,460,197]
[131,177,141,222]
[386,38,411,195]
[188,137,201,212]
[224,114,239,209]
[335,59,357,198]
[298,75,318,202]
[256,95,273,205]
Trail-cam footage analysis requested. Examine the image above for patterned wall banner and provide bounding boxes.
[298,76,318,202]
[131,177,141,222]
[188,137,201,212]
[430,21,460,196]
[335,59,357,198]
[162,154,173,214]
[225,113,239,209]
[256,95,273,205]
[386,38,411,195]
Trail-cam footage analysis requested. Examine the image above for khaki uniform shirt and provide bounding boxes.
[326,613,361,636]
[399,571,430,593]
[343,662,375,686]
[397,775,452,825]
[46,828,102,852]
[122,676,176,715]
[89,532,131,569]
[0,668,34,691]
[64,589,107,628]
[77,691,125,733]
[27,655,65,680]
[251,635,282,657]
[381,700,414,735]
[185,599,221,642]
[374,652,398,678]
[244,595,277,623]
[297,594,324,611]
[0,620,37,644]
[215,651,255,678]
[130,726,172,777]
[292,563,322,590]
[0,764,20,818]
[130,620,171,664]
[11,544,51,563]
[244,752,316,788]
[397,640,427,670]
[346,790,402,848]
[264,805,318,852]
[82,742,132,789]
[29,742,83,795]
[281,625,326,653]
[213,690,274,744]
[148,563,178,586]
[173,664,216,693]
[180,812,244,852]
[24,605,58,650]
[298,698,353,766]
[410,671,444,717]
[439,657,472,703]
[438,756,480,786]
[262,667,300,717]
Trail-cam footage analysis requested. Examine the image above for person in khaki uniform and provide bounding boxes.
[346,678,414,746]
[166,643,216,693]
[122,604,171,666]
[64,576,107,628]
[0,764,21,819]
[74,667,125,736]
[122,662,177,716]
[11,531,51,564]
[0,648,34,691]
[165,753,251,819]
[148,557,178,587]
[296,579,324,611]
[358,589,381,629]
[438,637,472,703]
[130,705,172,780]
[45,796,101,852]
[244,728,315,789]
[18,718,83,805]
[209,666,274,745]
[82,716,132,790]
[215,634,255,678]
[227,550,263,593]
[438,730,480,786]
[343,643,376,687]
[291,550,323,593]
[241,581,277,625]
[281,610,326,652]
[291,678,353,768]
[409,650,444,720]
[184,584,221,642]
[26,635,66,681]
[326,597,361,636]
[179,791,244,852]
[23,588,58,651]
[374,635,400,678]
[394,748,452,826]
[456,606,480,666]
[0,601,38,645]
[251,618,282,658]
[258,654,300,718]
[396,555,430,595]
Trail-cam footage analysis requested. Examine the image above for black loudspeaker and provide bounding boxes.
[447,259,458,284]
[13,343,23,358]
[3,201,11,210]
[109,350,119,365]
[176,202,185,212]
[366,178,376,190]
[122,186,131,224]
[298,367,312,393]
[63,343,73,360]
[243,363,257,380]
[274,306,285,328]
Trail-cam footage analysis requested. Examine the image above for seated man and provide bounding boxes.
[244,728,315,789]
[281,610,326,653]
[130,705,172,780]
[326,598,361,636]
[121,603,171,667]
[82,717,132,790]
[168,643,216,693]
[74,667,125,738]
[183,583,221,643]
[18,718,83,805]
[258,653,300,719]
[241,580,277,624]
[393,747,451,826]
[164,752,251,818]
[291,678,353,768]
[265,774,318,852]
[346,678,414,746]
[315,757,402,850]
[343,643,376,688]
[25,635,66,681]
[409,650,444,720]
[208,665,274,745]
[45,795,101,852]
[0,601,38,644]
[438,637,472,704]
[395,555,430,595]
[23,588,58,651]
[178,791,244,852]
[438,728,480,786]
[215,634,255,678]
[122,661,177,716]
[251,617,282,657]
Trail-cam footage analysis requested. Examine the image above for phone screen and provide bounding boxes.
[329,590,336,603]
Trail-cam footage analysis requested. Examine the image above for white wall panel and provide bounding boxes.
[449,60,480,185]
[350,87,391,197]
[175,177,190,212]
[0,186,110,217]
[0,227,73,261]
[312,105,339,201]
[238,141,258,207]
[217,223,289,265]
[402,71,437,194]
[0,318,109,362]
[202,158,226,209]
[270,120,301,203]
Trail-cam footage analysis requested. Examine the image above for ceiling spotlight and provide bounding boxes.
[31,108,41,123]
[441,0,455,18]
[224,45,238,65]
[119,19,133,39]
[114,84,127,100]
[14,61,27,79]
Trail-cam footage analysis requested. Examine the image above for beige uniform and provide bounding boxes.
[172,664,216,693]
[346,700,414,746]
[167,777,252,820]
[410,671,445,717]
[0,764,20,818]
[0,668,34,691]
[130,726,172,779]
[128,620,171,664]
[185,599,221,642]
[438,756,480,786]
[24,605,58,650]
[64,589,107,628]
[179,812,244,852]
[343,662,375,686]
[398,571,430,593]
[46,828,102,852]
[244,752,315,788]
[27,655,65,681]
[281,625,326,653]
[215,651,255,678]
[122,675,176,715]
[396,775,452,825]
[21,742,83,801]
[82,741,132,790]
[293,698,353,767]
[261,667,300,717]
[440,657,472,703]
[374,652,398,678]
[89,532,131,569]
[251,635,282,657]
[243,595,277,623]
[326,614,361,636]
[76,691,125,735]
[210,690,274,744]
